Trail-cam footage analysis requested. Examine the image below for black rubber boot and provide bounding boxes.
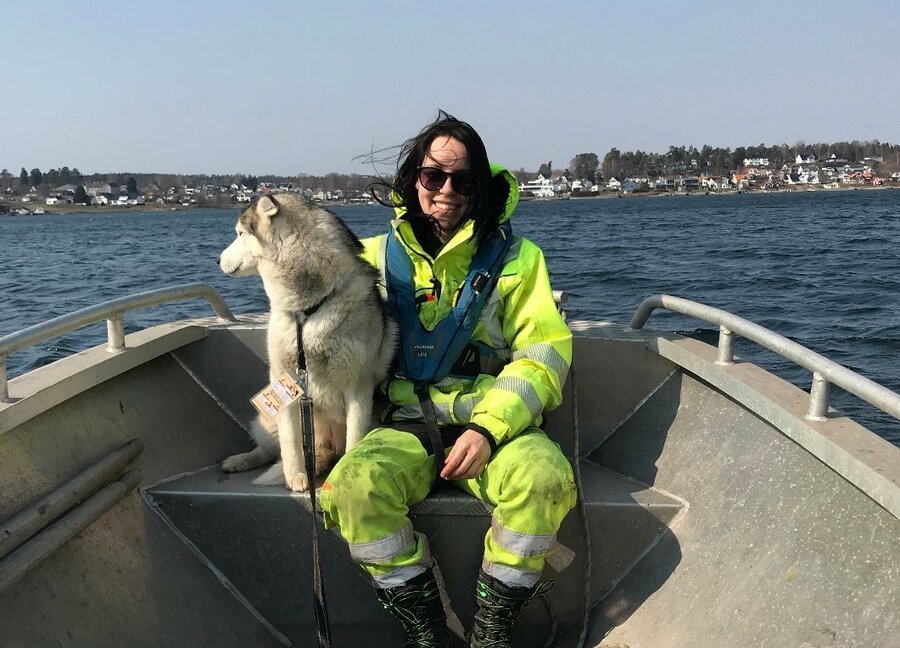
[467,570,553,648]
[375,568,450,648]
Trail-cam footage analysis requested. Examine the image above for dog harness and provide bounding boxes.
[384,220,512,478]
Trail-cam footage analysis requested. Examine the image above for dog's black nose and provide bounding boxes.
[216,256,221,266]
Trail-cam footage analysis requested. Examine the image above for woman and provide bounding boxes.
[319,111,576,648]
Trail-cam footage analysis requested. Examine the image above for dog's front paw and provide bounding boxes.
[284,470,310,492]
[223,452,254,473]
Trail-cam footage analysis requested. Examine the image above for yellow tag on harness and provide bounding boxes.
[250,369,306,422]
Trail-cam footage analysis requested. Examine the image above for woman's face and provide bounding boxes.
[416,135,471,240]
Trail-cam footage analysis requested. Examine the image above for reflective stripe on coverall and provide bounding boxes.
[319,162,576,588]
[319,427,575,588]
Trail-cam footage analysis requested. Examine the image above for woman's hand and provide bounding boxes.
[440,429,492,480]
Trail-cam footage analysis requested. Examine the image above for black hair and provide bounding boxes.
[368,110,509,247]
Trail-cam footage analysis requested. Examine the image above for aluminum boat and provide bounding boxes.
[1,283,897,647]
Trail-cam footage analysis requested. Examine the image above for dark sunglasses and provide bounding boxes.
[417,166,473,195]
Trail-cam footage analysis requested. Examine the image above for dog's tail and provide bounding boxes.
[252,461,286,486]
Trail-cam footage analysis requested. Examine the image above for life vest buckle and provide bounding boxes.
[471,272,490,293]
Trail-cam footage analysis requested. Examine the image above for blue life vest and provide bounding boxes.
[385,220,513,384]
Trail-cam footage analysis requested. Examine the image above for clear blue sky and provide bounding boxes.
[5,1,899,176]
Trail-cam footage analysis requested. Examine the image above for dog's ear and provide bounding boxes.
[256,195,280,219]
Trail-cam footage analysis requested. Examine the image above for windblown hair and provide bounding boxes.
[368,110,509,247]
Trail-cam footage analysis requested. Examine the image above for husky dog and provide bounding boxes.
[218,194,397,492]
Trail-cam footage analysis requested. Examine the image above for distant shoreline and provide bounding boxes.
[0,202,199,216]
[527,183,896,202]
[0,200,354,216]
[1,183,895,216]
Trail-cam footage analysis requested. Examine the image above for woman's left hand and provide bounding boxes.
[441,429,492,480]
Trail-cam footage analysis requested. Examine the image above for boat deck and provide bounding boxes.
[142,460,684,647]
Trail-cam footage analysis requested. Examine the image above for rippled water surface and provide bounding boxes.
[2,190,898,443]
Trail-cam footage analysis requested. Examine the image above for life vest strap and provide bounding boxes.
[414,382,447,482]
[389,422,465,453]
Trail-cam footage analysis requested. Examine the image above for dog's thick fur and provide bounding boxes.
[218,194,396,492]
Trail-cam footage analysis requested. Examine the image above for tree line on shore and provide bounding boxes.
[3,139,898,199]
[537,140,900,184]
[0,166,380,201]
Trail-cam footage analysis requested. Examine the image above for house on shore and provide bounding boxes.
[519,175,555,198]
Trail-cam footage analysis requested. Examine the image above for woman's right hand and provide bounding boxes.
[441,429,492,480]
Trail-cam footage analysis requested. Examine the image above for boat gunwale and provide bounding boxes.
[0,283,237,402]
[628,293,900,421]
[2,291,897,520]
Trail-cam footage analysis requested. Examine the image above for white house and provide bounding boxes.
[571,179,600,192]
[787,165,821,185]
[87,183,119,197]
[606,177,622,191]
[53,184,78,195]
[654,177,677,191]
[796,153,818,164]
[519,175,555,198]
[743,157,770,167]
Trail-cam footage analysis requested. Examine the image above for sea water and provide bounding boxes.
[1,189,897,444]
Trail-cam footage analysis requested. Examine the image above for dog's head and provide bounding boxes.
[218,195,285,277]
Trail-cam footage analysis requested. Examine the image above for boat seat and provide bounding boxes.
[144,460,685,648]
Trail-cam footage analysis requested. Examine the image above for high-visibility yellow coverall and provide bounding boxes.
[319,163,576,589]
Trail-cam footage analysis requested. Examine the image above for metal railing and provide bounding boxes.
[628,294,900,423]
[0,283,237,402]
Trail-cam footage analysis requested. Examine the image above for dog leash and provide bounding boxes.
[295,317,332,648]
